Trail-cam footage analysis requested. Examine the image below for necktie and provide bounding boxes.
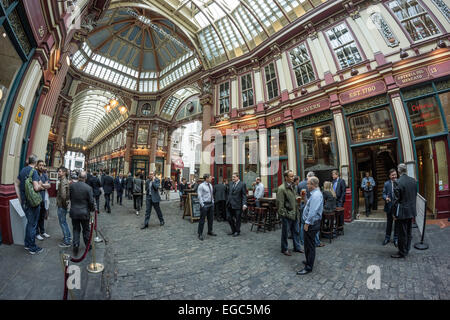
[208,183,212,198]
[333,180,337,191]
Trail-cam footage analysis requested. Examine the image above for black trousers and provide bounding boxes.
[116,190,123,204]
[385,209,399,241]
[144,198,164,225]
[37,202,46,235]
[215,200,226,220]
[134,194,143,211]
[364,191,374,214]
[198,204,214,235]
[94,195,100,212]
[397,218,413,256]
[72,218,90,248]
[227,207,242,234]
[304,223,320,271]
[104,193,111,211]
[127,188,133,199]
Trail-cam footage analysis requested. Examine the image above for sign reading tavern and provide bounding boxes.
[292,98,330,120]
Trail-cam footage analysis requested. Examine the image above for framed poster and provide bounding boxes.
[137,126,148,145]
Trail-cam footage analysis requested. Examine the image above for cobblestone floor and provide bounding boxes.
[99,193,450,300]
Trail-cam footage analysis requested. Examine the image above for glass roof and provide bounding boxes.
[71,7,201,92]
[66,89,129,147]
[160,87,200,119]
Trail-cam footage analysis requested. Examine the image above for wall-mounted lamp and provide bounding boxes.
[399,48,409,59]
[437,40,447,49]
[301,88,308,95]
[350,68,359,76]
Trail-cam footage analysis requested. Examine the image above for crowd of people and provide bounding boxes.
[15,155,417,272]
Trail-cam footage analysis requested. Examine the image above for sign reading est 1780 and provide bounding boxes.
[339,81,386,105]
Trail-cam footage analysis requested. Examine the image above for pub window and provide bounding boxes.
[241,73,254,108]
[438,91,450,131]
[264,62,279,100]
[348,108,395,143]
[388,0,440,41]
[297,123,338,177]
[219,82,230,114]
[289,42,316,87]
[326,23,363,69]
[406,96,445,137]
[270,129,287,157]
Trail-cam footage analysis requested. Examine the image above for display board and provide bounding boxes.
[189,193,201,223]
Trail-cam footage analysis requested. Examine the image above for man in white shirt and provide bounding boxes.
[197,174,217,240]
[254,177,264,208]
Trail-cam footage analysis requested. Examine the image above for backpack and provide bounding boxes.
[133,178,142,194]
[25,169,42,207]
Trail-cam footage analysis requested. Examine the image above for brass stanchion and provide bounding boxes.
[94,210,103,243]
[87,215,104,273]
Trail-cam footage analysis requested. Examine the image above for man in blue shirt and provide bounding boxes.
[297,176,323,275]
[361,172,376,217]
[14,155,45,255]
[197,173,216,240]
[253,177,264,208]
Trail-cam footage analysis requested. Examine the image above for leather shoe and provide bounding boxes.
[282,251,292,256]
[198,234,204,241]
[296,268,311,275]
[294,249,304,253]
[394,240,398,247]
[141,225,148,230]
[232,232,240,237]
[391,253,405,258]
[227,232,234,236]
[207,232,217,236]
[160,221,165,226]
[382,239,390,246]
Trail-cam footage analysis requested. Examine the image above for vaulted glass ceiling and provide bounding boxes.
[66,89,129,147]
[160,87,199,119]
[71,7,201,92]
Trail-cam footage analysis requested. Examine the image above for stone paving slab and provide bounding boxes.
[99,194,450,300]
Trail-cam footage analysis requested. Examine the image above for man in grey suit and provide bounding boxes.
[226,173,247,237]
[391,163,417,258]
[101,169,114,213]
[141,171,165,229]
[69,171,95,256]
[213,180,227,221]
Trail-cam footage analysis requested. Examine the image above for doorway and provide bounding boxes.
[352,141,398,219]
[216,164,232,184]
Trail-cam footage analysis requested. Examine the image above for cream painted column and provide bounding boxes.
[280,52,294,92]
[389,91,416,178]
[230,72,238,111]
[252,61,265,110]
[352,16,380,54]
[200,95,213,176]
[274,52,289,100]
[165,135,172,178]
[332,109,350,185]
[232,131,239,174]
[149,132,157,173]
[124,122,134,174]
[286,122,297,175]
[258,128,269,191]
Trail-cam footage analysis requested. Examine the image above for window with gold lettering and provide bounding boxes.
[388,0,440,41]
[297,123,337,177]
[406,96,445,137]
[348,109,394,143]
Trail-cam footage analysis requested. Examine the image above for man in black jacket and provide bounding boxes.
[87,171,102,212]
[226,173,247,237]
[101,170,114,213]
[331,170,346,207]
[69,171,95,256]
[391,163,417,258]
[126,173,133,200]
[214,180,227,221]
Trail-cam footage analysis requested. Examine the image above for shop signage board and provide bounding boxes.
[394,61,450,87]
[238,121,258,131]
[291,98,330,120]
[266,112,284,128]
[339,81,386,105]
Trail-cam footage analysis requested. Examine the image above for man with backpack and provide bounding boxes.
[132,172,144,216]
[14,155,45,255]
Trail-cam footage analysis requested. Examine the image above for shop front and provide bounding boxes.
[155,156,164,178]
[401,79,450,218]
[267,123,288,194]
[214,126,232,184]
[342,94,402,217]
[238,121,259,190]
[132,156,148,177]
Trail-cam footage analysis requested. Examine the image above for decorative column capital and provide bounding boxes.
[304,22,318,40]
[343,1,360,20]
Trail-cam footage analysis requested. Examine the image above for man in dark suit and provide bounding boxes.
[87,171,102,212]
[69,171,95,256]
[114,173,125,205]
[226,173,247,237]
[101,169,114,213]
[382,168,399,246]
[214,180,227,221]
[126,173,133,200]
[331,170,346,207]
[392,163,417,258]
[141,171,165,228]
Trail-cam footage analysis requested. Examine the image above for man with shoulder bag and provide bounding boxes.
[276,170,302,257]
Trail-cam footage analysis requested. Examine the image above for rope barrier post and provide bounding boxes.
[94,210,103,243]
[87,214,104,274]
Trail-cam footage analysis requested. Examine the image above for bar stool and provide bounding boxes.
[321,211,336,243]
[335,207,345,236]
[251,207,268,232]
[247,198,256,223]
